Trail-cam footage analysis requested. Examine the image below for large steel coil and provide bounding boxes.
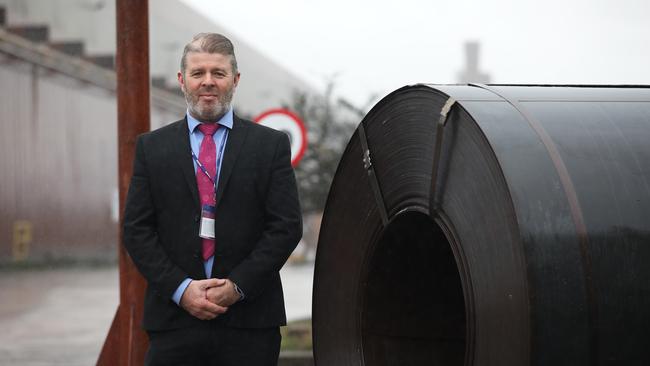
[313,85,650,366]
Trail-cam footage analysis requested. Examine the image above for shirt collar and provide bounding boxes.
[186,108,234,133]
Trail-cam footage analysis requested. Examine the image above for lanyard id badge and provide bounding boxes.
[192,128,228,240]
[199,204,216,239]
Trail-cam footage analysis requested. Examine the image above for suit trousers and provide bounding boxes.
[145,322,281,366]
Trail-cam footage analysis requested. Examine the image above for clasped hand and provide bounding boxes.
[179,278,241,320]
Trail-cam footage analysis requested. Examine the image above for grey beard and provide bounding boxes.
[184,92,232,122]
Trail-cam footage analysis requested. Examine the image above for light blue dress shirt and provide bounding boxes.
[171,109,233,305]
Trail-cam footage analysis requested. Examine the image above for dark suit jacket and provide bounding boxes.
[123,115,302,331]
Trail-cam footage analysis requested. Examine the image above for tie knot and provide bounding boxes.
[198,123,220,136]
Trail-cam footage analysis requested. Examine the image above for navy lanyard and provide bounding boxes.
[191,128,228,195]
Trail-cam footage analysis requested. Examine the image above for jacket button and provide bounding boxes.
[194,214,200,222]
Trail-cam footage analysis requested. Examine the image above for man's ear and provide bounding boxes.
[177,71,186,92]
[233,72,241,88]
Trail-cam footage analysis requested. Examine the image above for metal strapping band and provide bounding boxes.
[358,123,389,226]
[430,97,456,214]
[470,83,597,365]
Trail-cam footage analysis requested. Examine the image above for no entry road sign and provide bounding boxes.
[254,109,307,167]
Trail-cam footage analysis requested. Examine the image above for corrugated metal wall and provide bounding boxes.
[0,54,183,263]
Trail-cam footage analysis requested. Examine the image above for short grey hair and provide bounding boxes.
[180,33,238,74]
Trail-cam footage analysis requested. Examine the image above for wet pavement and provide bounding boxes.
[0,263,314,365]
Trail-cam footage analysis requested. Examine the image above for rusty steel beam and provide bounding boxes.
[97,1,150,365]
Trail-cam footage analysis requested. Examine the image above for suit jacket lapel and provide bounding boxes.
[174,118,201,207]
[216,116,248,209]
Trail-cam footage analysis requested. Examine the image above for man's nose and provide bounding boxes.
[201,74,216,86]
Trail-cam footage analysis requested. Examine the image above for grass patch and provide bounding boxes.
[281,318,312,351]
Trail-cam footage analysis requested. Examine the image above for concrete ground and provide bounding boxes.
[0,263,314,366]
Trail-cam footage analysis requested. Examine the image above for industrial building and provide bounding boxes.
[0,0,316,263]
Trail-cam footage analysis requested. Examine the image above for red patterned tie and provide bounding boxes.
[197,123,220,260]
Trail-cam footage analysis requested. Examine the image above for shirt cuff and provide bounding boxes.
[172,278,193,305]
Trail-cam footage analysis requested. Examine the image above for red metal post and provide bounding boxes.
[97,0,150,365]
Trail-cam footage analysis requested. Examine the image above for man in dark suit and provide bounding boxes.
[123,32,302,366]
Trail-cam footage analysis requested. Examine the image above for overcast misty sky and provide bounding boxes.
[182,0,650,107]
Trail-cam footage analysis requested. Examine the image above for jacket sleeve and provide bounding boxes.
[122,135,188,299]
[227,133,303,300]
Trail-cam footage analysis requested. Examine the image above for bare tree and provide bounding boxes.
[285,81,361,214]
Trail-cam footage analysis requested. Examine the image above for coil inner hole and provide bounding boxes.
[361,211,466,365]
